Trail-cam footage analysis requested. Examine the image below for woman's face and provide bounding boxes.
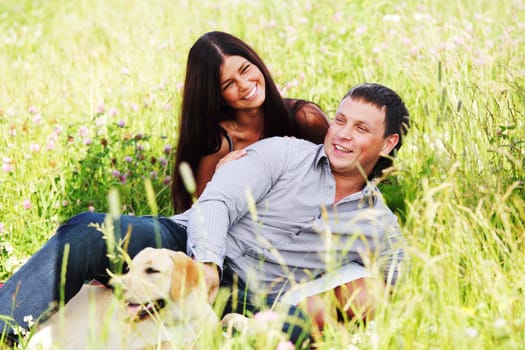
[219,55,266,111]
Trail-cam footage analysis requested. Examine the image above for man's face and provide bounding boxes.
[324,97,399,178]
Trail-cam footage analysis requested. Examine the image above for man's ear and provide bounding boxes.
[170,252,200,301]
[380,133,399,157]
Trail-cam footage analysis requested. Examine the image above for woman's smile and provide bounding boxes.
[243,84,257,100]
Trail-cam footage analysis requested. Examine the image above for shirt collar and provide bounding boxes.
[316,145,378,202]
[315,144,328,166]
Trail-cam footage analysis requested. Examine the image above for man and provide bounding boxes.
[0,83,409,346]
[189,82,409,332]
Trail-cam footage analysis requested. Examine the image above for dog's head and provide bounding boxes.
[110,248,203,321]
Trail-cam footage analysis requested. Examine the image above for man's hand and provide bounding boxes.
[202,262,220,304]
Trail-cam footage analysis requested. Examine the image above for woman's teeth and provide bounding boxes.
[244,85,257,99]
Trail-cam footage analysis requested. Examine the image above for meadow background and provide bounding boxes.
[0,0,524,348]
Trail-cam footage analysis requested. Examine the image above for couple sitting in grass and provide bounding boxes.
[0,31,409,348]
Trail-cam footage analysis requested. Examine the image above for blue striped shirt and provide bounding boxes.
[171,137,404,300]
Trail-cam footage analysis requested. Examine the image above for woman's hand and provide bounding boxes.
[216,149,247,170]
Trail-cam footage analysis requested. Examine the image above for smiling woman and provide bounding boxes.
[171,31,330,213]
[218,55,266,148]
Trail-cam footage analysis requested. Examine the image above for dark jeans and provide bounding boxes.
[0,212,310,346]
[221,267,312,347]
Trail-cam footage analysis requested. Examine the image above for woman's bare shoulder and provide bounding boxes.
[201,134,231,165]
[286,98,329,123]
[285,98,330,144]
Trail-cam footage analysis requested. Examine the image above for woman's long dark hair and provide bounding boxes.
[172,31,300,212]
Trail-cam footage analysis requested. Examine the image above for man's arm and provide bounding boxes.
[303,277,380,333]
[186,137,290,269]
[304,207,404,331]
[202,262,220,303]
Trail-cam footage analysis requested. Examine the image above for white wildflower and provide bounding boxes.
[23,315,34,327]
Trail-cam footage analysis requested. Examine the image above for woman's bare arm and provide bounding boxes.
[195,136,231,197]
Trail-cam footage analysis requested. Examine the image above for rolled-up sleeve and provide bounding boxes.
[186,137,288,269]
[379,218,406,285]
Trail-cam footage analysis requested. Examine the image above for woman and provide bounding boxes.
[172,31,329,212]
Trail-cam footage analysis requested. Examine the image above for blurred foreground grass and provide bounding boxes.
[1,0,524,348]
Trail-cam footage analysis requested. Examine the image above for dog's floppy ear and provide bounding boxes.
[169,252,201,301]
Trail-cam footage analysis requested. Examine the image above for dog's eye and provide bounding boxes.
[145,267,160,274]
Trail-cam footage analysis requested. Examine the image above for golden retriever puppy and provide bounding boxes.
[28,248,218,349]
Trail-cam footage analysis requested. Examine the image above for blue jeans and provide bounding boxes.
[0,212,187,336]
[221,267,312,347]
[0,212,311,346]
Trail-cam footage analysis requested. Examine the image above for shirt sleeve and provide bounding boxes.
[186,137,290,269]
[373,196,406,285]
[379,217,405,285]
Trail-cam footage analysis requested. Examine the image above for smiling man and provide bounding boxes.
[190,82,410,338]
[324,92,400,202]
[1,83,409,347]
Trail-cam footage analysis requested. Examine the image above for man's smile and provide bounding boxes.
[334,144,352,153]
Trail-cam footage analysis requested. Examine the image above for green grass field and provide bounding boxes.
[1,0,524,348]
